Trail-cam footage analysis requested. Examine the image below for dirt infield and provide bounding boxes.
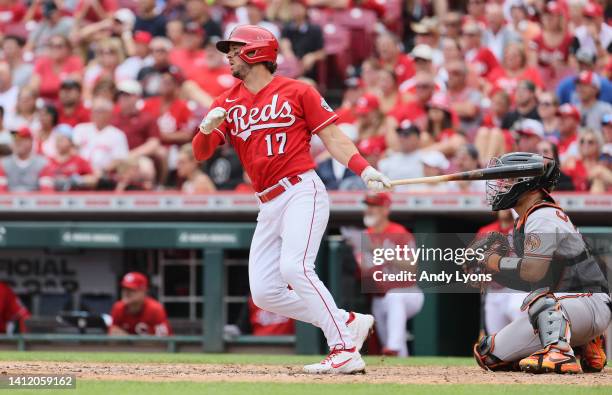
[2,361,610,385]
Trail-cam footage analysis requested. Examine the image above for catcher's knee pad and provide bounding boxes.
[473,335,518,371]
[521,288,571,349]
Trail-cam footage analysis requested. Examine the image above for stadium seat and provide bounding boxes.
[80,294,115,315]
[38,293,73,317]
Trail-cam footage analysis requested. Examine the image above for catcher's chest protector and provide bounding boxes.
[513,202,609,293]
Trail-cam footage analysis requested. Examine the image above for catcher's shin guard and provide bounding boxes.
[578,335,607,373]
[473,335,519,371]
[519,289,581,374]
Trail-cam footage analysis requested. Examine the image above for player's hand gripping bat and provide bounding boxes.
[390,161,545,187]
[199,107,227,135]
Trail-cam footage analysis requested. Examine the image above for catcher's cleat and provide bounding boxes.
[519,345,582,374]
[303,346,366,374]
[346,312,375,352]
[578,335,607,373]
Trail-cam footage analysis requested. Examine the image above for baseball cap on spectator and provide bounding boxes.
[576,71,601,90]
[133,31,152,45]
[355,93,380,115]
[248,0,268,12]
[556,103,581,122]
[575,48,596,65]
[514,119,545,140]
[54,124,74,141]
[117,80,143,96]
[363,192,391,207]
[396,119,420,137]
[583,2,603,18]
[421,150,450,170]
[12,127,33,140]
[544,1,563,15]
[114,8,135,27]
[411,44,434,61]
[509,0,527,11]
[121,272,148,291]
[461,21,481,35]
[60,79,82,90]
[357,135,386,156]
[184,21,204,36]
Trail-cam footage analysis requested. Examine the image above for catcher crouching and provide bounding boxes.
[469,152,611,374]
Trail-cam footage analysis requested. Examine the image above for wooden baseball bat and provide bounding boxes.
[390,162,545,187]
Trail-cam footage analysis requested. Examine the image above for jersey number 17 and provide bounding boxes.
[265,132,287,156]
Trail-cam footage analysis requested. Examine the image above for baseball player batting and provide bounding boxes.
[193,25,388,374]
[470,152,611,374]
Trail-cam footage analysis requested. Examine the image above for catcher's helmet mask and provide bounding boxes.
[216,25,278,65]
[486,152,560,211]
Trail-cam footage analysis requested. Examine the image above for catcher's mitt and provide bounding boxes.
[463,232,511,290]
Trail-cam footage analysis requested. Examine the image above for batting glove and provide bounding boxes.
[361,166,391,191]
[199,107,227,135]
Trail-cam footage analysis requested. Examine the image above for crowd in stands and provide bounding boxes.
[0,0,609,194]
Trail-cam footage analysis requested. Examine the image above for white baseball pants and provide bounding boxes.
[248,170,353,349]
[372,289,424,356]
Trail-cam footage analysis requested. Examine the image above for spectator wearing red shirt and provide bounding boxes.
[39,124,97,192]
[462,21,500,79]
[353,93,392,153]
[487,43,544,98]
[184,38,236,107]
[528,1,573,89]
[30,35,84,101]
[74,0,118,23]
[556,103,581,163]
[109,272,172,336]
[112,80,161,159]
[0,282,30,334]
[420,93,465,158]
[247,296,294,336]
[0,1,26,33]
[57,80,90,127]
[169,21,206,81]
[375,32,415,85]
[142,66,194,176]
[359,192,423,357]
[564,129,612,193]
[392,72,436,136]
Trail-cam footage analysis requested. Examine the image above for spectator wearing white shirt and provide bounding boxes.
[482,3,521,62]
[73,98,129,176]
[378,121,424,192]
[0,63,18,129]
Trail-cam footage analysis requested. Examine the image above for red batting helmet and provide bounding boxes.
[216,25,278,64]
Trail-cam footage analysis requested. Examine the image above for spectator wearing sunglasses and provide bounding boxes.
[537,91,560,141]
[563,129,612,193]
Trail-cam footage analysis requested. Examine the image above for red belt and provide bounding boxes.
[257,176,302,203]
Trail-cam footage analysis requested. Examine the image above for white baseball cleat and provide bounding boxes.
[346,312,375,351]
[303,346,366,374]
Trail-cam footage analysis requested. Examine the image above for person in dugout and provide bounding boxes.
[108,272,172,336]
[0,281,30,334]
[359,192,424,356]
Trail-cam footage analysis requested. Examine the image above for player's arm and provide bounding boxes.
[317,124,391,191]
[486,254,552,282]
[192,107,227,161]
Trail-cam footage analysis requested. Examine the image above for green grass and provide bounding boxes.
[5,382,612,395]
[0,351,472,367]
